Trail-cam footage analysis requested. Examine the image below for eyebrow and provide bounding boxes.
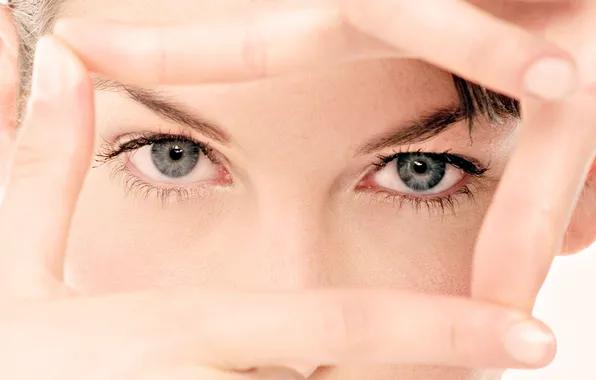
[95,78,231,145]
[96,78,465,153]
[356,105,466,155]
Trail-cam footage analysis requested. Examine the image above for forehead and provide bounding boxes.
[163,59,456,151]
[64,0,469,158]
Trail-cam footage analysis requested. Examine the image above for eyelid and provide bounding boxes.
[97,131,219,165]
[95,131,233,203]
[372,149,489,177]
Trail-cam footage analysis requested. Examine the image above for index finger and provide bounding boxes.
[471,93,596,312]
[53,0,577,100]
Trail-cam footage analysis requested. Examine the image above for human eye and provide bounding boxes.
[96,132,231,202]
[357,150,490,213]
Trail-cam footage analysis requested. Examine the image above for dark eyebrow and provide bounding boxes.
[357,105,466,155]
[95,77,464,152]
[94,78,231,144]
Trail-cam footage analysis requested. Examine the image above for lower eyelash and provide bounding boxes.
[366,179,490,217]
[95,132,227,204]
[365,149,492,215]
[108,158,211,205]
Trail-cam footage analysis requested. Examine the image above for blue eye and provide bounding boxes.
[125,136,223,186]
[96,133,233,202]
[397,153,447,191]
[370,152,475,196]
[151,139,201,178]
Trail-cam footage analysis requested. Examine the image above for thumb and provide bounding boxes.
[0,36,94,295]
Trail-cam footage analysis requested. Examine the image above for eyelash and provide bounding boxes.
[96,134,491,212]
[96,132,223,203]
[367,149,490,215]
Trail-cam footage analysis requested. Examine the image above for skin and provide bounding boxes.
[51,0,596,313]
[0,1,593,380]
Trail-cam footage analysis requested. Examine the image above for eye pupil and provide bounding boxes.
[412,160,427,174]
[169,146,184,161]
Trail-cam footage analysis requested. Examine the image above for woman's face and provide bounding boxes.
[59,1,516,379]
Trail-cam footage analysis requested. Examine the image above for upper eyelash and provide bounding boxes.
[373,149,490,176]
[95,132,216,166]
[365,149,492,216]
[95,132,490,210]
[95,132,219,204]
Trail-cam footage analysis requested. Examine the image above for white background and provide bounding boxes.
[504,244,596,380]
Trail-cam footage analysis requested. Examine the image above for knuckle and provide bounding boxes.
[467,29,537,81]
[442,307,504,364]
[457,31,496,76]
[317,294,373,357]
[10,143,52,181]
[498,196,558,252]
[241,16,268,79]
[10,140,74,184]
[439,308,482,364]
[149,28,168,84]
[445,314,467,361]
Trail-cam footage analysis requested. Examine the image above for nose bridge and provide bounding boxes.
[249,188,330,290]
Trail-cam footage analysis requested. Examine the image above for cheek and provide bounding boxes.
[65,156,491,296]
[330,196,490,296]
[64,170,237,293]
[65,182,489,301]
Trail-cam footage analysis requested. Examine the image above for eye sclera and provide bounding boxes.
[97,131,488,208]
[124,145,232,188]
[96,132,233,199]
[354,150,490,210]
[356,162,469,199]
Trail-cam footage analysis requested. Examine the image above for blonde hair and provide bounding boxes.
[10,0,62,107]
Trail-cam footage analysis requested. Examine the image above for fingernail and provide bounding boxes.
[31,37,76,98]
[504,320,556,366]
[524,57,577,100]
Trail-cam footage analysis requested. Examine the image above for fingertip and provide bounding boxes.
[523,54,578,101]
[52,18,91,47]
[503,318,557,368]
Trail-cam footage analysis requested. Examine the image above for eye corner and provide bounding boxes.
[354,150,490,215]
[95,131,233,203]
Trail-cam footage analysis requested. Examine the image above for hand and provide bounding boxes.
[50,0,595,314]
[469,0,596,312]
[53,0,578,100]
[0,36,559,379]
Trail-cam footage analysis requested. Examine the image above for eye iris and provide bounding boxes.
[151,140,200,178]
[397,153,446,191]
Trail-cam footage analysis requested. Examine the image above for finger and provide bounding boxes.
[471,93,596,312]
[53,0,577,101]
[505,0,571,2]
[52,289,556,370]
[53,3,395,85]
[0,5,19,205]
[0,36,94,292]
[135,366,304,380]
[342,0,577,101]
[0,128,11,205]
